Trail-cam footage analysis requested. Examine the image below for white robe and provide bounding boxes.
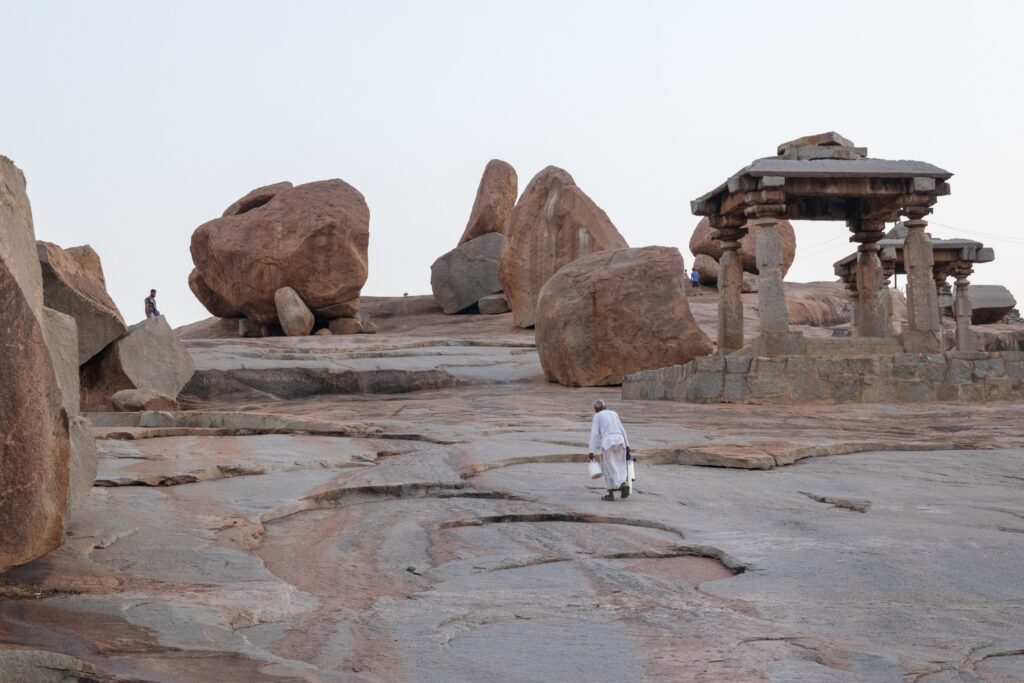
[590,410,630,490]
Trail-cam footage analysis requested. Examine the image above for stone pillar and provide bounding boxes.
[934,271,949,322]
[953,262,976,352]
[848,220,889,337]
[712,221,746,354]
[754,218,790,335]
[881,261,896,335]
[901,207,942,351]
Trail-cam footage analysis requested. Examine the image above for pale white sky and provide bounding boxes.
[2,1,1022,325]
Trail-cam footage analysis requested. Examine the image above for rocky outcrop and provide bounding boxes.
[274,286,315,336]
[37,241,126,364]
[0,255,70,573]
[689,217,796,278]
[0,156,44,316]
[431,233,504,314]
[80,316,196,411]
[458,159,518,245]
[111,388,179,412]
[499,166,628,328]
[190,179,370,324]
[536,246,713,386]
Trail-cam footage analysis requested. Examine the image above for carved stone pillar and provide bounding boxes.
[848,220,889,337]
[881,260,896,335]
[953,262,976,352]
[713,221,747,354]
[754,217,790,335]
[934,270,950,322]
[901,206,942,351]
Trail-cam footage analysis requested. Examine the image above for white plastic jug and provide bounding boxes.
[628,460,636,482]
[588,460,603,480]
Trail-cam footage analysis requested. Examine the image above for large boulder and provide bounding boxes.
[967,285,1016,325]
[431,233,504,314]
[188,268,242,318]
[274,286,315,336]
[536,246,714,386]
[499,166,628,328]
[40,306,97,515]
[693,253,720,285]
[190,179,370,324]
[80,316,196,411]
[689,217,796,277]
[458,159,518,245]
[0,156,44,316]
[0,258,70,572]
[37,241,126,364]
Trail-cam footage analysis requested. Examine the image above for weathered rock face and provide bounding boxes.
[499,166,628,328]
[0,259,70,573]
[967,285,1017,325]
[536,246,714,386]
[458,159,518,245]
[431,233,504,314]
[80,316,196,411]
[188,268,242,319]
[274,286,315,336]
[689,217,796,277]
[190,180,370,324]
[111,388,179,412]
[0,156,44,316]
[37,241,127,364]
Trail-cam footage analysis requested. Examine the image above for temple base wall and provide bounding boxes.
[622,351,1024,404]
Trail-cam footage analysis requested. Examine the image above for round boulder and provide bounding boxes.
[689,217,796,277]
[536,246,714,387]
[190,179,369,324]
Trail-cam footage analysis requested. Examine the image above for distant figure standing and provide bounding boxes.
[690,268,701,296]
[588,400,631,501]
[144,289,161,319]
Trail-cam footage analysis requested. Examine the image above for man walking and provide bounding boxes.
[690,268,701,296]
[588,400,631,501]
[144,289,160,319]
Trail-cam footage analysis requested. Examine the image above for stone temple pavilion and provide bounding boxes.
[623,133,1024,403]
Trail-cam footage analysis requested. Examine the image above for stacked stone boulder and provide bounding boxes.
[536,247,714,386]
[499,166,628,327]
[190,179,371,335]
[0,155,96,572]
[431,160,517,315]
[689,217,796,287]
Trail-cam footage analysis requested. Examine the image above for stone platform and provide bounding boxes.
[623,350,1024,404]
